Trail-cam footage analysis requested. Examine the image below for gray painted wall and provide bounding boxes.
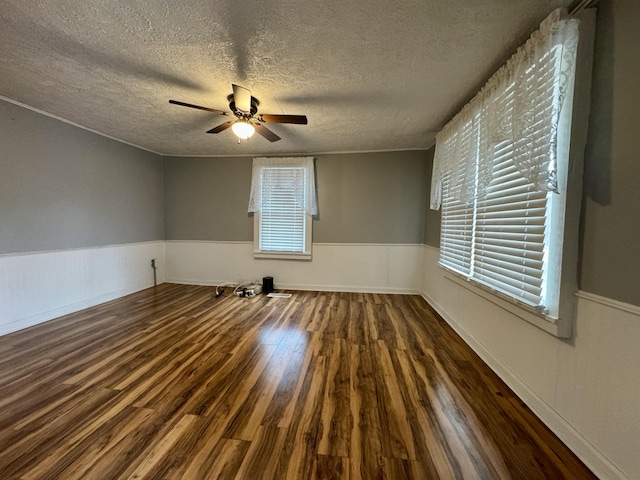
[315,151,427,243]
[0,100,164,254]
[164,156,254,242]
[580,0,640,306]
[164,151,428,244]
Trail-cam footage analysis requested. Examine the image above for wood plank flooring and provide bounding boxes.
[0,284,596,479]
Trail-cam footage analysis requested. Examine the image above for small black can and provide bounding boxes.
[262,276,274,294]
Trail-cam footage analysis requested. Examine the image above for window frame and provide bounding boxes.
[251,161,314,261]
[435,9,595,338]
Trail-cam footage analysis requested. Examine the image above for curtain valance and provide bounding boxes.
[248,157,318,215]
[430,9,579,210]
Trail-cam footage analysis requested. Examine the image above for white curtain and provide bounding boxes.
[430,8,580,210]
[248,157,318,215]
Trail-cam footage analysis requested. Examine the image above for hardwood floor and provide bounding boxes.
[0,284,596,479]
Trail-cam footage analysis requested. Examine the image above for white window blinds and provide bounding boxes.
[439,171,474,276]
[473,140,551,308]
[430,9,580,318]
[258,166,307,253]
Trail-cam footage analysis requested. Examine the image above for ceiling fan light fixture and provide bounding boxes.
[170,84,306,143]
[232,120,255,139]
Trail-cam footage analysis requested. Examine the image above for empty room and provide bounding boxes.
[1,0,638,479]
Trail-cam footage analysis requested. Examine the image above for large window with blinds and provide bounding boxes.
[249,157,316,260]
[430,8,593,335]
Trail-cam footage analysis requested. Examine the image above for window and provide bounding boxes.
[248,157,317,259]
[430,9,593,336]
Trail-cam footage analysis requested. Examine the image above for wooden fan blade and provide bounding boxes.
[169,100,228,116]
[207,121,235,134]
[258,114,308,125]
[254,123,281,142]
[232,84,252,113]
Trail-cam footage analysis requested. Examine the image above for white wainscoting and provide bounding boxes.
[165,241,422,294]
[0,241,165,336]
[421,244,639,480]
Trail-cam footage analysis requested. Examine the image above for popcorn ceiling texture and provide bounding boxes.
[0,0,571,156]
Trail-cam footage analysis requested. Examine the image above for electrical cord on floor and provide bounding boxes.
[215,282,237,297]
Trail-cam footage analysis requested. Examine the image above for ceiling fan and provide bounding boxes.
[169,84,308,142]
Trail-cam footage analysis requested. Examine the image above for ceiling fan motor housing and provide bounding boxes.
[227,94,259,118]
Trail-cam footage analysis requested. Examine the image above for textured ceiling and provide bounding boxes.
[0,0,572,156]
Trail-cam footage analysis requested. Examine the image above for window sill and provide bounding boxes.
[253,251,312,261]
[441,267,570,338]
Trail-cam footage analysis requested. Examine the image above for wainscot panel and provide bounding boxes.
[0,241,165,335]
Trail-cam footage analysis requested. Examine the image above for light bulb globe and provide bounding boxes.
[232,121,255,139]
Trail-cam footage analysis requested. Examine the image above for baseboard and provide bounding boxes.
[0,282,158,336]
[167,277,420,295]
[270,282,420,295]
[420,290,628,480]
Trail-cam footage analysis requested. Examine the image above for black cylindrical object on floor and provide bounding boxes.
[262,276,274,294]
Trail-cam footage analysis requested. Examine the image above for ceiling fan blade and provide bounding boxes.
[258,114,308,125]
[169,99,228,115]
[232,84,252,113]
[206,121,235,134]
[254,123,281,142]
